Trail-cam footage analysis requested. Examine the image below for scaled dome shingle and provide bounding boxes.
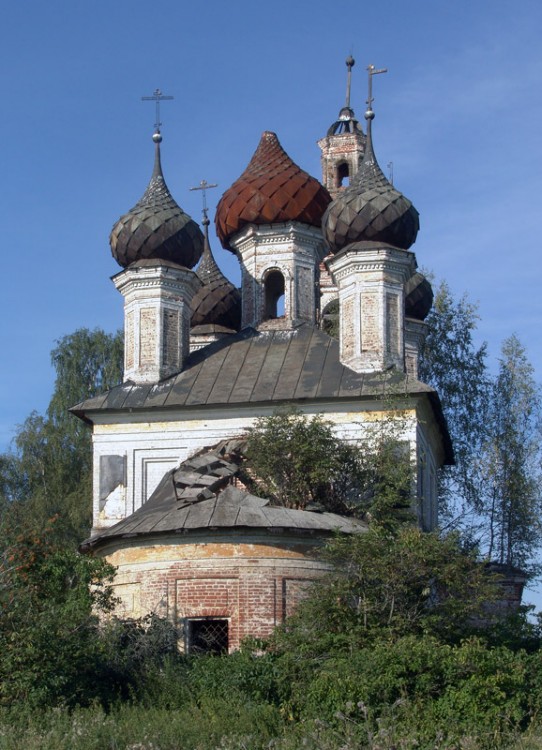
[322,117,419,253]
[110,137,204,269]
[405,272,433,321]
[191,220,241,330]
[215,131,331,251]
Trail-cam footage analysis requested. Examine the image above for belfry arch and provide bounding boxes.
[263,268,285,319]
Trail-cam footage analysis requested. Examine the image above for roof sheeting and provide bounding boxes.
[81,441,367,551]
[72,324,437,415]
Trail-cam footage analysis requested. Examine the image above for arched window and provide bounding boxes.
[336,161,350,188]
[264,270,285,319]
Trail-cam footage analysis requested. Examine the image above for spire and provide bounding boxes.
[325,56,364,136]
[348,66,390,193]
[196,208,224,287]
[109,128,204,269]
[189,180,222,285]
[361,63,388,175]
[345,54,355,108]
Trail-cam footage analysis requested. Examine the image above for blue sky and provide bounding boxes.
[1,1,541,590]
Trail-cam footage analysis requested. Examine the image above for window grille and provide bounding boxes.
[186,618,229,655]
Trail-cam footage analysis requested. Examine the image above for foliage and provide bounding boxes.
[245,408,415,527]
[419,280,490,532]
[420,283,542,572]
[272,526,498,658]
[0,518,116,708]
[0,328,123,544]
[482,335,542,570]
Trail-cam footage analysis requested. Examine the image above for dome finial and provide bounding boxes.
[189,179,219,229]
[141,88,174,135]
[345,54,355,108]
[365,63,388,121]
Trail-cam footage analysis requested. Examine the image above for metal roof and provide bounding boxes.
[73,323,437,410]
[81,440,367,551]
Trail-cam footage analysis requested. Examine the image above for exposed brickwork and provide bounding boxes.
[162,308,180,368]
[105,537,330,651]
[139,308,155,365]
[125,310,134,370]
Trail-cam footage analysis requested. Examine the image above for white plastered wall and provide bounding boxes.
[91,396,441,535]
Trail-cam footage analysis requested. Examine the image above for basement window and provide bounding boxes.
[186,618,229,655]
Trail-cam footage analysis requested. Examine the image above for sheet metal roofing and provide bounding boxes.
[71,324,448,447]
[81,440,367,551]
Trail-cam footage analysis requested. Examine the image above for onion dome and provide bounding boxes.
[322,108,419,253]
[215,131,331,251]
[110,131,204,269]
[405,272,433,320]
[191,214,241,330]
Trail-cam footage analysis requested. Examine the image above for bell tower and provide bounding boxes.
[318,56,366,198]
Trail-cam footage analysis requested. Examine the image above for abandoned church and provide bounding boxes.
[73,59,454,654]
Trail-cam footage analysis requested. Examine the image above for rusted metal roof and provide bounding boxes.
[81,440,367,551]
[215,131,331,251]
[110,138,204,269]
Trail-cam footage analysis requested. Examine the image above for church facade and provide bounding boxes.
[74,60,452,653]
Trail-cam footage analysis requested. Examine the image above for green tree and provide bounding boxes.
[274,527,498,657]
[0,328,123,544]
[0,517,116,707]
[245,409,414,526]
[482,335,542,570]
[419,280,490,533]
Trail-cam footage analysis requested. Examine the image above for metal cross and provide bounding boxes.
[189,179,218,220]
[366,64,388,110]
[387,161,394,185]
[141,88,174,132]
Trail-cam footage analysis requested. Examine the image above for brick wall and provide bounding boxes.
[103,534,330,651]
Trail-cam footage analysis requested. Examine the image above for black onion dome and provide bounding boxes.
[110,136,204,269]
[191,218,241,330]
[405,272,433,320]
[322,114,419,253]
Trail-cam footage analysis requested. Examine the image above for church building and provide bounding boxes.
[74,59,452,654]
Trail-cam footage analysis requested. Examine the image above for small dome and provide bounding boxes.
[322,115,419,253]
[110,136,204,269]
[327,106,365,136]
[191,218,241,330]
[405,272,433,321]
[215,131,331,251]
